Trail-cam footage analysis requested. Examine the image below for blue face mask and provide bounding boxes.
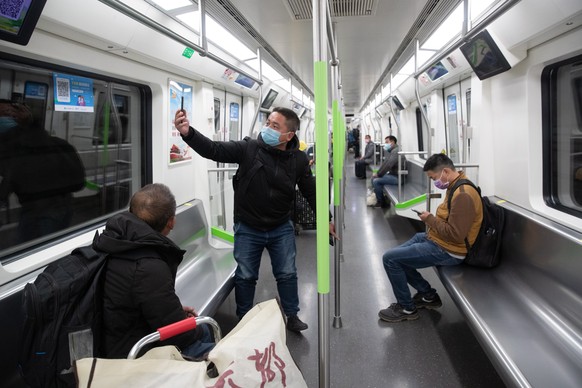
[0,117,17,133]
[261,126,283,146]
[384,143,392,152]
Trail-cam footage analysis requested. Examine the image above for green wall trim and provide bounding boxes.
[394,194,428,209]
[211,227,234,243]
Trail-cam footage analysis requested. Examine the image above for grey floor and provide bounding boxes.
[214,156,505,388]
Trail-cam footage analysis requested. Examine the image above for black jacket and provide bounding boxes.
[94,211,199,358]
[181,127,317,231]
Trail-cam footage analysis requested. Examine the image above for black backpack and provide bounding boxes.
[447,179,505,268]
[18,241,108,387]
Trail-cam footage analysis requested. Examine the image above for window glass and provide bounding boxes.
[543,55,582,216]
[0,56,149,261]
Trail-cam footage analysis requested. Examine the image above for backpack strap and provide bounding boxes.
[446,178,481,251]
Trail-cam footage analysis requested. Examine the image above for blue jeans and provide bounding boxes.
[233,220,298,317]
[181,324,215,358]
[372,174,398,203]
[382,233,463,310]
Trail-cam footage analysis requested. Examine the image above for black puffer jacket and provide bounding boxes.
[182,127,317,231]
[94,211,199,358]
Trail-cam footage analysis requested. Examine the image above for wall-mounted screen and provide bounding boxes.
[460,29,511,80]
[234,74,256,89]
[291,101,305,118]
[261,88,279,109]
[392,95,404,110]
[426,61,449,81]
[0,0,47,46]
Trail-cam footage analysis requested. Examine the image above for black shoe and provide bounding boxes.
[412,292,442,309]
[373,201,390,208]
[378,303,419,322]
[286,315,308,332]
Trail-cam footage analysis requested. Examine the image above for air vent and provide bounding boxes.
[286,0,377,20]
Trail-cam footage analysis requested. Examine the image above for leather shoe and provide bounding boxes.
[286,315,308,332]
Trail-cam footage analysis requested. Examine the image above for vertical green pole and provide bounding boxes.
[313,1,329,386]
[332,100,340,207]
[314,60,329,295]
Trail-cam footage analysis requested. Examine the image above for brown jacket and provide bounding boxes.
[425,172,483,256]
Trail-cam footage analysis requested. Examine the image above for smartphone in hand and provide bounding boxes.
[412,209,422,215]
[180,96,184,112]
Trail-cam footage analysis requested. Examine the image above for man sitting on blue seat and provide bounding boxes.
[371,135,404,208]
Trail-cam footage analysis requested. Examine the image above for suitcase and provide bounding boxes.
[293,189,316,234]
[355,161,366,178]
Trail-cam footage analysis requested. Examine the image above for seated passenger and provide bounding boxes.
[0,99,85,245]
[371,136,404,208]
[379,154,483,322]
[355,135,375,178]
[95,183,215,358]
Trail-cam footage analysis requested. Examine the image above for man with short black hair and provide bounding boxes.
[378,153,483,322]
[97,183,214,358]
[371,135,403,208]
[175,107,336,332]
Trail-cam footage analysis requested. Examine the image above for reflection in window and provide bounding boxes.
[543,55,582,217]
[0,56,148,261]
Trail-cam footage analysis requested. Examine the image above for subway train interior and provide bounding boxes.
[1,0,582,387]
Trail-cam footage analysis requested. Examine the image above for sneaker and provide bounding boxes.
[378,303,419,322]
[286,315,308,332]
[412,293,442,309]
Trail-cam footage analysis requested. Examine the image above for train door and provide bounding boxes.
[443,78,471,164]
[210,89,241,232]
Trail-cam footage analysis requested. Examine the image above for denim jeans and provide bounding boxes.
[181,324,215,359]
[382,233,463,310]
[372,174,398,203]
[233,220,298,318]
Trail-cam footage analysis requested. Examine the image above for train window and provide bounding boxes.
[0,55,150,262]
[542,54,582,217]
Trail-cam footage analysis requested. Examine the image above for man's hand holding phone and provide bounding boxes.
[174,109,190,136]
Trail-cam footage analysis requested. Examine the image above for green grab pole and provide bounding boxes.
[332,99,340,206]
[314,60,330,294]
[340,115,346,172]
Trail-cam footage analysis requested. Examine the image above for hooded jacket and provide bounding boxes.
[181,127,317,231]
[94,211,199,358]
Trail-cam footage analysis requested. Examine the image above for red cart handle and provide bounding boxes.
[158,316,197,341]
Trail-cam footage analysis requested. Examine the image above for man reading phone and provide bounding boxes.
[378,153,483,322]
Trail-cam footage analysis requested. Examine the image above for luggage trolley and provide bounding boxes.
[128,316,222,359]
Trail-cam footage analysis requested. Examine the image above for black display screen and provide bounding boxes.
[261,89,279,109]
[0,0,47,46]
[460,29,511,80]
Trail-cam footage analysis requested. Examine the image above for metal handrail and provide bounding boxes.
[127,316,222,360]
[98,0,262,85]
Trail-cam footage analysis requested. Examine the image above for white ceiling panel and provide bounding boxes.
[227,0,431,113]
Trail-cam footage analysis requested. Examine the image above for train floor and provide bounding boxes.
[214,155,505,388]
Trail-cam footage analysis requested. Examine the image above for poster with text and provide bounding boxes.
[53,73,94,112]
[169,80,193,164]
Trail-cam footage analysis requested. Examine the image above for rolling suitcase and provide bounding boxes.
[355,161,366,178]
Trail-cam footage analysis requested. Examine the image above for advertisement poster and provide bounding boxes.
[53,73,94,112]
[169,80,193,164]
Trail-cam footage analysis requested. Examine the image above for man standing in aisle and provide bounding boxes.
[379,153,482,322]
[174,107,336,332]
